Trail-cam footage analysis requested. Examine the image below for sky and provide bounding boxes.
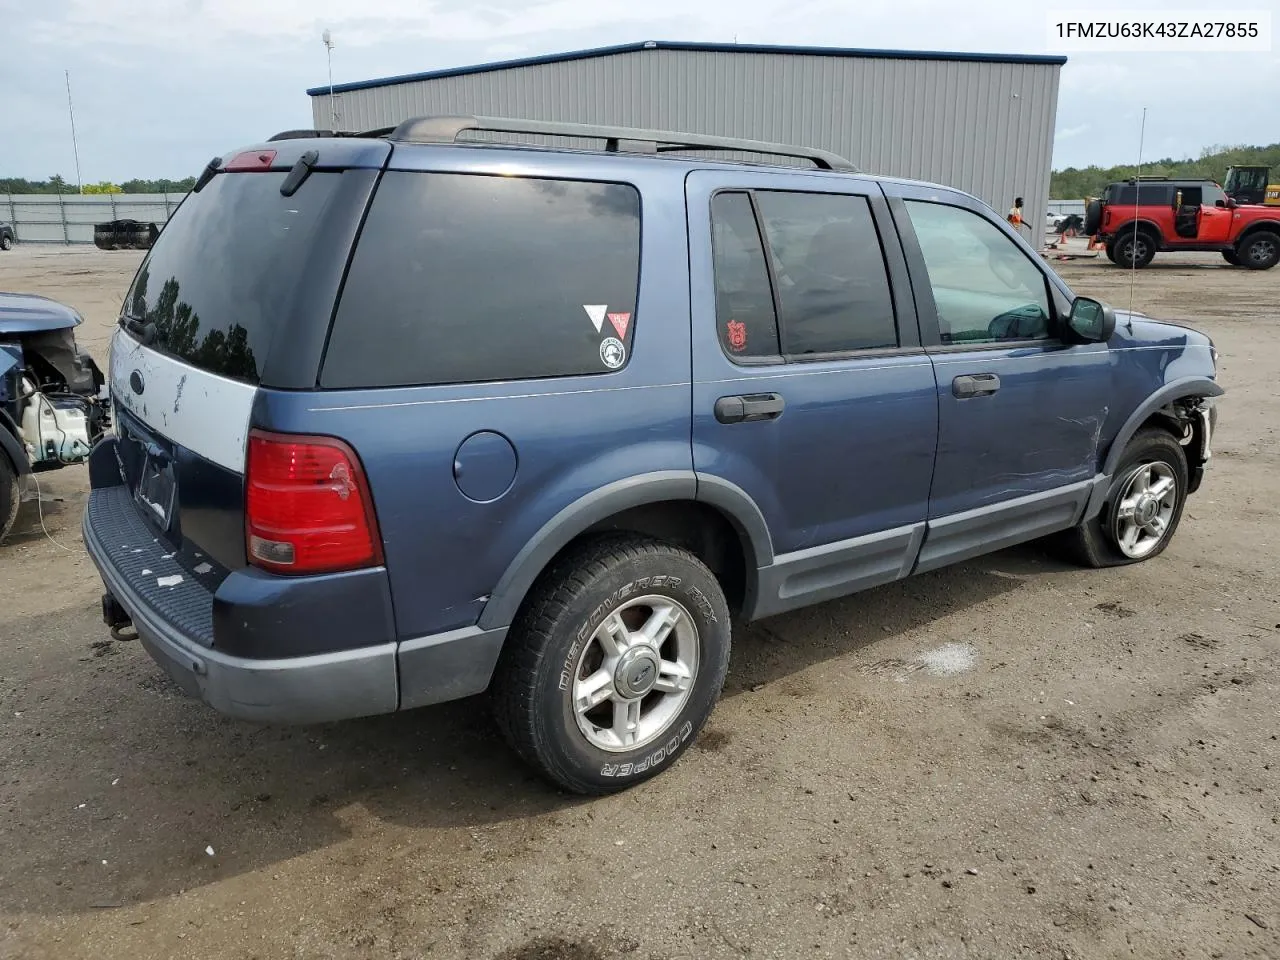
[2,0,1277,184]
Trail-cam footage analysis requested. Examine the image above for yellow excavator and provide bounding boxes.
[1224,165,1280,206]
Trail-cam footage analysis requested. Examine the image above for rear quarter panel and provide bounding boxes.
[253,150,695,641]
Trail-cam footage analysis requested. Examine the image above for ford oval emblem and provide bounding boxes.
[129,370,145,395]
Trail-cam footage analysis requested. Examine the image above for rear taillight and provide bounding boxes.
[245,430,383,575]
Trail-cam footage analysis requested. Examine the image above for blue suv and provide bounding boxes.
[84,116,1221,793]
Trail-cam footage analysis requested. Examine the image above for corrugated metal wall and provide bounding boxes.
[311,48,1060,233]
[2,194,182,244]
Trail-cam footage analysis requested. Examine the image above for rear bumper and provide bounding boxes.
[84,500,399,723]
[83,474,507,724]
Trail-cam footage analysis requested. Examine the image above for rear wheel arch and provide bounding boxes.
[477,475,770,631]
[1110,219,1164,246]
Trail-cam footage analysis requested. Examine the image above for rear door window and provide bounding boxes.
[323,172,642,388]
[754,191,898,355]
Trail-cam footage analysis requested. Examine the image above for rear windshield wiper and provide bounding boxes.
[121,315,157,345]
[280,150,319,197]
[192,156,222,193]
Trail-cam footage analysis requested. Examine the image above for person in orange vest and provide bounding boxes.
[1006,196,1025,233]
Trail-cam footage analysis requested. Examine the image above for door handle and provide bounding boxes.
[715,393,786,424]
[952,374,1001,398]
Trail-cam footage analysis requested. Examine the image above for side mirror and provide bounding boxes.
[1067,296,1116,343]
[1227,197,1238,209]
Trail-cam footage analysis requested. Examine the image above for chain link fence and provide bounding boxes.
[1,194,186,245]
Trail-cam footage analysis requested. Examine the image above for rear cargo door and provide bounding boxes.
[107,144,386,572]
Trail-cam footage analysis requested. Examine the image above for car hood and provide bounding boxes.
[0,292,84,334]
[1111,309,1212,351]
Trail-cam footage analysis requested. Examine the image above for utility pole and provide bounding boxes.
[322,30,337,131]
[65,70,84,194]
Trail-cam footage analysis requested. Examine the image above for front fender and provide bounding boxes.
[1100,376,1223,477]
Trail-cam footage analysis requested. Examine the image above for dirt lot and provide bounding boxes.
[1,245,1276,960]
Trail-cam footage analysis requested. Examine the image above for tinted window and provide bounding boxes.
[905,201,1052,344]
[323,172,641,388]
[1107,183,1174,206]
[123,171,342,383]
[755,192,897,354]
[710,192,781,359]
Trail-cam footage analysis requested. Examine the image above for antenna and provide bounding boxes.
[1128,106,1147,327]
[65,70,83,195]
[322,30,337,131]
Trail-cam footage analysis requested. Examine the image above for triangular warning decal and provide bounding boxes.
[583,304,607,333]
[607,312,631,338]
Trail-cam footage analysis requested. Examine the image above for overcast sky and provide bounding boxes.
[3,0,1276,184]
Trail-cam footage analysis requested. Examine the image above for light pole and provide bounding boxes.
[322,30,337,131]
[65,70,83,194]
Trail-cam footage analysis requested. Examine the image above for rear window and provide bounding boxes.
[123,171,342,383]
[321,172,641,389]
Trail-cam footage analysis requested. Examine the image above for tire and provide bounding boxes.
[1238,230,1280,270]
[1104,241,1118,264]
[0,235,12,252]
[0,452,19,545]
[1114,230,1157,268]
[1222,249,1241,266]
[491,535,731,794]
[1083,200,1103,237]
[1061,427,1189,568]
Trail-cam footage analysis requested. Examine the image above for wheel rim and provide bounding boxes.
[1111,462,1178,559]
[572,594,699,752]
[1123,237,1148,263]
[1249,238,1276,264]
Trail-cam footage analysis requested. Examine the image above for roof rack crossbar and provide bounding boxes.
[386,115,858,171]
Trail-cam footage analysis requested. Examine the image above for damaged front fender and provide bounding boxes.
[1100,377,1224,480]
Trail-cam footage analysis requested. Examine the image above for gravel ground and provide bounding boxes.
[0,244,1276,960]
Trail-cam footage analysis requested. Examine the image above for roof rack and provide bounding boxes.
[267,126,396,142]
[386,115,859,172]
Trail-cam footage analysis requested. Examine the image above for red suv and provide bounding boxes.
[1085,177,1280,270]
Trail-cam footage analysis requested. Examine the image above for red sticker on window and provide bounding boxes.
[607,312,631,338]
[726,319,747,351]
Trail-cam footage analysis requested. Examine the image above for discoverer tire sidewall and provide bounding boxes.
[494,539,731,795]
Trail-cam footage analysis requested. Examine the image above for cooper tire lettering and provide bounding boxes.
[598,718,699,776]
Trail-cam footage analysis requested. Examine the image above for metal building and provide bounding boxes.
[308,40,1065,229]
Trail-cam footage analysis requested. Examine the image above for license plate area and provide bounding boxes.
[135,451,176,530]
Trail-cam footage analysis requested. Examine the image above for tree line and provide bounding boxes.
[1050,142,1280,199]
[7,140,1280,201]
[0,174,197,195]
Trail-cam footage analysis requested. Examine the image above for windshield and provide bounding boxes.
[123,171,341,383]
